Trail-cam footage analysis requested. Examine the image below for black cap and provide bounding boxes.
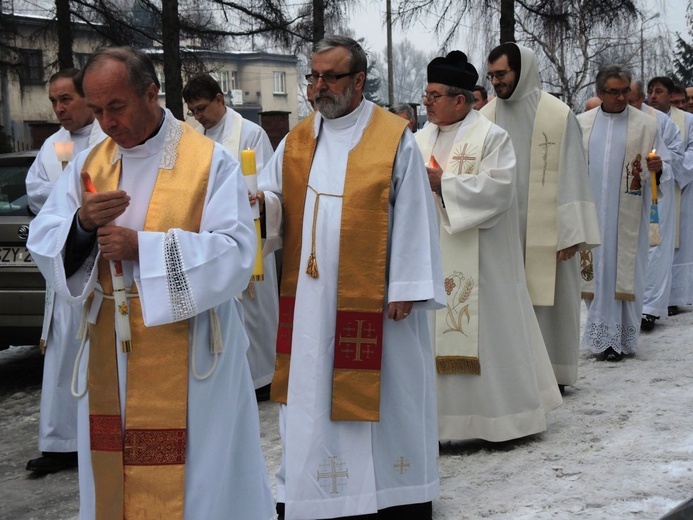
[427,51,478,90]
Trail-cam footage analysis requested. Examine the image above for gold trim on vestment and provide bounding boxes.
[272,107,407,421]
[84,120,214,519]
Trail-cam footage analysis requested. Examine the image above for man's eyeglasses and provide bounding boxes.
[486,70,512,81]
[601,87,631,98]
[186,103,210,117]
[422,92,456,103]
[305,72,356,85]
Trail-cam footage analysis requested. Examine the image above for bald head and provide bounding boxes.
[584,97,602,112]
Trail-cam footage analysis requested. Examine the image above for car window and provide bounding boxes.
[0,163,33,216]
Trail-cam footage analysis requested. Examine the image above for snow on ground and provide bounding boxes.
[1,304,691,519]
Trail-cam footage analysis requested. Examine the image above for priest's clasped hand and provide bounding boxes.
[249,190,265,213]
[97,225,139,261]
[426,164,443,196]
[388,301,413,322]
[78,171,130,232]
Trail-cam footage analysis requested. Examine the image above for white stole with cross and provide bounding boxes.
[483,93,568,306]
[579,106,656,300]
[416,113,492,375]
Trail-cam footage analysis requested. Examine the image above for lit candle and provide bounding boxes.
[54,141,74,170]
[240,149,264,282]
[648,149,658,204]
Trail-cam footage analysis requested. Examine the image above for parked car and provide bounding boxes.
[0,151,45,349]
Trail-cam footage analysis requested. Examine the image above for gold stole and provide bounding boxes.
[84,120,214,520]
[270,107,406,421]
[415,115,491,374]
[670,106,687,248]
[222,109,244,159]
[482,93,568,306]
[579,106,656,301]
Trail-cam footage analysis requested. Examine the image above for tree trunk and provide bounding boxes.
[499,0,515,44]
[55,0,74,69]
[162,0,183,119]
[313,0,325,43]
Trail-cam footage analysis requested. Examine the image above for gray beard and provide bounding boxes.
[315,81,355,119]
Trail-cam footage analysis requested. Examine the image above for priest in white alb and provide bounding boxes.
[628,78,683,332]
[27,47,275,520]
[183,73,278,398]
[416,51,562,443]
[577,65,670,361]
[481,42,600,390]
[25,68,105,474]
[260,36,444,520]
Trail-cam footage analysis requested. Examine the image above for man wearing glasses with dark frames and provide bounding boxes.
[578,65,670,361]
[416,51,563,444]
[260,35,444,520]
[182,73,279,403]
[481,43,600,392]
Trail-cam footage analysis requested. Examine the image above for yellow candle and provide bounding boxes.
[239,148,264,282]
[241,149,257,176]
[649,149,657,204]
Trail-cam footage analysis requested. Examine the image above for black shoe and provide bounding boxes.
[668,305,679,316]
[605,347,624,362]
[558,384,566,395]
[641,314,657,332]
[26,451,78,474]
[255,383,271,402]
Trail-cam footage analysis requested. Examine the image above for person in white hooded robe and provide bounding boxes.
[416,50,562,443]
[27,47,275,520]
[481,43,601,390]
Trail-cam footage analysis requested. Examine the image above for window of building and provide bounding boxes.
[273,71,286,94]
[231,70,238,90]
[212,71,230,94]
[18,49,43,86]
[157,71,166,94]
[75,53,91,69]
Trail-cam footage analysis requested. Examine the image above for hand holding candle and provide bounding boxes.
[648,149,660,246]
[240,149,265,282]
[426,155,443,196]
[82,173,132,352]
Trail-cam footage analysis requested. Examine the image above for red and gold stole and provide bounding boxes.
[83,121,213,520]
[270,107,407,421]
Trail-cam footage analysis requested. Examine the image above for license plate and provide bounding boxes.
[0,246,35,266]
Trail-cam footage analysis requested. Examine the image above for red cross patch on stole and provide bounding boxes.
[334,311,383,370]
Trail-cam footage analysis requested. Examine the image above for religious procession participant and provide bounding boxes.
[389,102,418,132]
[260,35,445,520]
[480,43,600,389]
[630,78,683,331]
[472,85,488,110]
[687,86,693,113]
[183,73,278,400]
[416,51,562,443]
[27,47,275,520]
[670,84,688,110]
[577,65,670,361]
[25,68,106,474]
[649,80,693,316]
[584,96,602,111]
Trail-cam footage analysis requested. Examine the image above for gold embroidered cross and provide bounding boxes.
[538,132,555,186]
[317,456,349,494]
[451,143,477,175]
[339,320,377,362]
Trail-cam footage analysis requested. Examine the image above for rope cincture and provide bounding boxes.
[306,185,343,279]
